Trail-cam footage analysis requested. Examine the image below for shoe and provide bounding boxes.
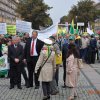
[51,91,59,95]
[68,96,74,100]
[62,85,67,88]
[42,96,48,100]
[35,86,39,89]
[17,85,22,89]
[9,86,14,89]
[18,86,22,89]
[47,96,50,99]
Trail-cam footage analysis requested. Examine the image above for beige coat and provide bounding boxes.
[66,54,79,88]
[35,48,56,82]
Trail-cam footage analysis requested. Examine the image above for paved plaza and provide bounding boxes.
[0,63,100,100]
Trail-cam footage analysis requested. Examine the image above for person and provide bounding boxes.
[0,35,3,57]
[35,39,56,100]
[49,36,61,95]
[62,34,69,88]
[17,37,29,87]
[49,36,61,85]
[8,36,23,89]
[80,34,89,61]
[88,35,97,64]
[24,33,30,43]
[24,31,44,89]
[66,44,80,100]
[97,37,100,62]
[95,35,99,60]
[75,34,82,50]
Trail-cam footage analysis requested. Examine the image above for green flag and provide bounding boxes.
[70,19,74,34]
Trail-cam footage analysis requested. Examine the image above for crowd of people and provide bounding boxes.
[0,31,100,100]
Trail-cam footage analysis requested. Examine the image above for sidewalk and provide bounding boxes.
[0,63,100,100]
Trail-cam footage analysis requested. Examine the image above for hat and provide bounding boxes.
[69,36,75,40]
[49,36,55,40]
[43,39,52,45]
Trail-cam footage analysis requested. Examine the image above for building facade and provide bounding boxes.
[95,3,100,32]
[0,0,19,24]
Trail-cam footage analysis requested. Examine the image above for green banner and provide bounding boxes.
[7,25,16,35]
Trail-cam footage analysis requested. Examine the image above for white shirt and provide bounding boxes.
[30,38,38,56]
[81,37,89,49]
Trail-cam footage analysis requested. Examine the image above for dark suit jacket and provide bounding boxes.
[24,38,44,62]
[8,44,24,66]
[62,43,68,61]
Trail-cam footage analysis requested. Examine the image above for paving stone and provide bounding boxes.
[0,63,100,100]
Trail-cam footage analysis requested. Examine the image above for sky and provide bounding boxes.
[44,0,100,24]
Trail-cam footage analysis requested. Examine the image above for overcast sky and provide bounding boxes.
[44,0,100,24]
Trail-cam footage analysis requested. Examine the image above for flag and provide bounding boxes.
[70,19,74,34]
[65,22,69,32]
[75,25,79,34]
[87,28,94,35]
[88,22,91,29]
[36,24,58,41]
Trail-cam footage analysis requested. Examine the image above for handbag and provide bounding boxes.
[77,58,83,69]
[37,51,52,78]
[55,52,62,65]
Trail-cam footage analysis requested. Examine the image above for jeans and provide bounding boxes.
[80,48,87,61]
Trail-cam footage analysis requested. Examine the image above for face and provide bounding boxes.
[12,37,19,44]
[69,40,74,44]
[32,31,38,39]
[66,35,69,39]
[25,33,29,38]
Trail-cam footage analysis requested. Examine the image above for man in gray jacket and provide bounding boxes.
[49,36,61,95]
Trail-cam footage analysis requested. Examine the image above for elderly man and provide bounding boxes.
[24,31,44,89]
[8,36,23,89]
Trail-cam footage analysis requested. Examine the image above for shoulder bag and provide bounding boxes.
[37,51,52,78]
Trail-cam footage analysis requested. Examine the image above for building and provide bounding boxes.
[0,0,19,24]
[94,3,100,32]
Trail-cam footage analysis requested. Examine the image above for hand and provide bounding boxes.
[23,59,26,64]
[15,58,19,63]
[57,54,61,57]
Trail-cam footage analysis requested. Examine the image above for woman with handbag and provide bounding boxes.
[35,39,56,100]
[66,44,80,100]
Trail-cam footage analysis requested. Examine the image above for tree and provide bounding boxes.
[16,0,53,29]
[60,16,68,24]
[66,0,99,28]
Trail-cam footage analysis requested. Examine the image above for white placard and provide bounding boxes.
[0,23,7,34]
[77,22,84,26]
[16,20,32,33]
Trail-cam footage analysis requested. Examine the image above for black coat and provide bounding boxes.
[8,44,24,66]
[24,38,44,62]
[62,43,68,61]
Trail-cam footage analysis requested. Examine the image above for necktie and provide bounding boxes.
[30,40,34,56]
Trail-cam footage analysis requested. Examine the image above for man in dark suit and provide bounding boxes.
[24,31,44,89]
[8,36,23,89]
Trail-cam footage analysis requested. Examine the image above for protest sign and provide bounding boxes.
[0,23,7,34]
[0,55,9,77]
[7,25,16,35]
[34,24,58,41]
[16,20,32,33]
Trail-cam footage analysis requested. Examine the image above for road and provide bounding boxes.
[0,63,100,100]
